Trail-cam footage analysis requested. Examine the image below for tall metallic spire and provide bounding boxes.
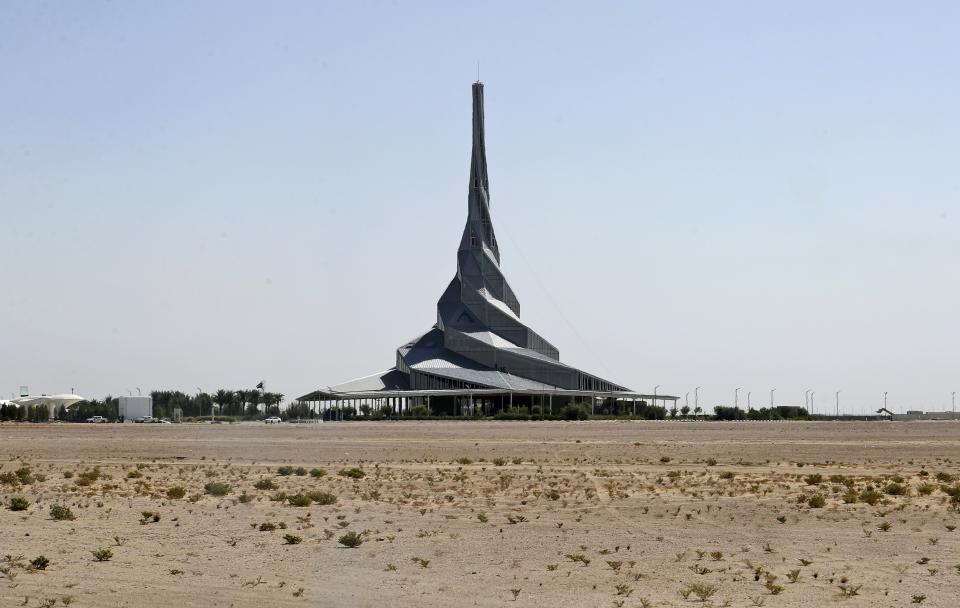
[469,82,489,194]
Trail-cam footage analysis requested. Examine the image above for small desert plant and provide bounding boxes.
[804,473,823,485]
[204,481,231,496]
[859,489,883,505]
[660,456,671,463]
[709,551,723,561]
[293,467,307,476]
[492,457,507,466]
[258,522,277,531]
[680,583,718,602]
[912,594,927,604]
[838,583,862,598]
[283,534,302,545]
[49,504,75,521]
[30,556,50,570]
[808,494,826,508]
[565,554,590,566]
[615,583,633,596]
[309,468,327,478]
[885,482,909,496]
[254,478,277,490]
[91,549,113,562]
[455,457,473,465]
[277,466,294,476]
[338,468,366,479]
[338,531,363,548]
[705,458,717,466]
[166,486,186,499]
[9,496,29,511]
[607,560,623,571]
[787,569,801,583]
[305,490,337,505]
[878,521,892,532]
[287,494,312,507]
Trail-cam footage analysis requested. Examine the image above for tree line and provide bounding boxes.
[0,403,51,422]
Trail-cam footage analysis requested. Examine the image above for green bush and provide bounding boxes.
[287,494,312,507]
[309,468,327,478]
[885,482,909,496]
[30,556,49,570]
[91,548,113,561]
[338,468,365,479]
[166,486,186,499]
[561,403,591,421]
[283,534,302,545]
[293,467,307,476]
[808,494,826,508]
[277,466,294,476]
[254,478,278,490]
[50,504,75,521]
[859,489,883,505]
[306,490,337,505]
[9,496,30,511]
[204,481,231,496]
[338,531,363,548]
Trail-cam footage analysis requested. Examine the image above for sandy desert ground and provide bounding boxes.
[2,420,960,607]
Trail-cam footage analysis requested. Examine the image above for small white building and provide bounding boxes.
[119,396,152,421]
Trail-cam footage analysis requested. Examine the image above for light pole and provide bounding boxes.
[770,388,776,407]
[747,391,752,410]
[883,391,888,413]
[835,390,841,417]
[804,389,811,410]
[809,391,815,416]
[654,385,660,410]
[952,391,956,420]
[735,387,741,409]
[695,387,701,410]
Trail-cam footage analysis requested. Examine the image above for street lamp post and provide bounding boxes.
[836,390,841,417]
[735,387,741,409]
[810,391,815,416]
[804,389,811,410]
[747,391,752,410]
[770,388,776,408]
[952,391,956,420]
[694,387,701,411]
[883,391,888,413]
[654,385,660,410]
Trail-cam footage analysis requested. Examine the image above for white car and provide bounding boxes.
[86,416,108,423]
[135,416,154,423]
[264,417,282,424]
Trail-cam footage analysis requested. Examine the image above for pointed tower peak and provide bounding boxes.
[470,82,488,193]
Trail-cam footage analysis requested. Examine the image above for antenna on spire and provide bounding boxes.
[476,60,480,82]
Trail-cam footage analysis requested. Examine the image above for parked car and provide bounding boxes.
[135,416,154,423]
[86,416,108,423]
[156,418,172,424]
[264,416,282,424]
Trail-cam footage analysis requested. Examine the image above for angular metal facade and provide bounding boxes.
[329,82,630,395]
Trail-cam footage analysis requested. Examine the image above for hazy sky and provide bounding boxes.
[2,1,958,414]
